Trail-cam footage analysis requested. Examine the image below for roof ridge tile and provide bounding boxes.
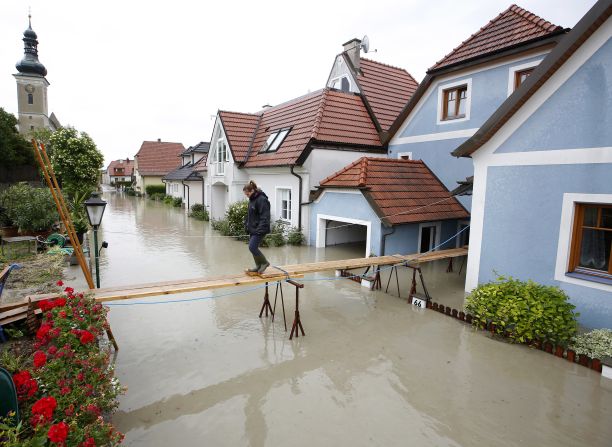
[311,88,330,140]
[358,158,368,187]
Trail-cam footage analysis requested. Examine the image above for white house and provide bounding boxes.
[163,142,209,210]
[202,39,418,238]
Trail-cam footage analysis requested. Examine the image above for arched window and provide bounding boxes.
[28,93,34,105]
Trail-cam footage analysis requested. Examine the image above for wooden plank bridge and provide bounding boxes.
[0,247,468,340]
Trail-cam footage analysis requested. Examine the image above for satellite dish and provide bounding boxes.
[361,35,370,53]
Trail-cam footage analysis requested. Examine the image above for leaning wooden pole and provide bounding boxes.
[38,142,93,287]
[31,140,95,289]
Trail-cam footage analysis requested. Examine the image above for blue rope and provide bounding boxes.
[104,226,470,306]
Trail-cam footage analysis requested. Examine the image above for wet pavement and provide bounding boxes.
[65,191,612,446]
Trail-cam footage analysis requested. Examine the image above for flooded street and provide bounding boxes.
[67,192,612,446]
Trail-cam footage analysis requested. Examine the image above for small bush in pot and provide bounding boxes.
[464,276,578,345]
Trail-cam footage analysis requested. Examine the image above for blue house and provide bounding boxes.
[386,5,568,210]
[309,157,469,257]
[452,0,612,329]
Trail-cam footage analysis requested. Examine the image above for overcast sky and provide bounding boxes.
[0,0,596,166]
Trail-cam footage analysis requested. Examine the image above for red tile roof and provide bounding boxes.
[135,141,185,176]
[218,112,260,162]
[107,159,134,177]
[218,89,383,168]
[319,157,469,225]
[429,4,564,71]
[356,59,419,131]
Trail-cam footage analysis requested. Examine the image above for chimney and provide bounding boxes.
[157,138,161,142]
[343,38,362,71]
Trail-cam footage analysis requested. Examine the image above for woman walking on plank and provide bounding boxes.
[243,181,271,274]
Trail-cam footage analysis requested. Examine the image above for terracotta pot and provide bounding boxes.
[544,342,553,354]
[458,311,465,321]
[489,323,496,334]
[0,226,19,237]
[591,358,602,373]
[432,303,439,311]
[451,309,458,318]
[554,346,565,358]
[445,307,452,316]
[566,349,576,363]
[578,354,590,367]
[426,301,432,309]
[532,340,542,349]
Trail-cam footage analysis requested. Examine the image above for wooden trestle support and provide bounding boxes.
[259,279,304,339]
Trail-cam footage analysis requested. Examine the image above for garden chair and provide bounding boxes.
[0,264,22,343]
[0,367,19,425]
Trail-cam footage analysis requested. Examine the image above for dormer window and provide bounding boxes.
[330,76,351,92]
[261,128,291,153]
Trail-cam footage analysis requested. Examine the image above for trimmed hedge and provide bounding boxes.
[465,276,578,345]
[145,184,166,196]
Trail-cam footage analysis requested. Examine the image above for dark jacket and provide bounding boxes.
[246,190,271,235]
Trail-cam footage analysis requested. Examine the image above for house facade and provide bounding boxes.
[133,140,184,193]
[310,158,469,257]
[202,40,418,238]
[387,5,568,210]
[106,158,135,187]
[163,142,209,210]
[452,0,612,329]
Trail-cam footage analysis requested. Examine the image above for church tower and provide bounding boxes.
[13,15,58,134]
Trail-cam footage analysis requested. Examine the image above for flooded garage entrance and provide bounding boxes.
[316,215,370,257]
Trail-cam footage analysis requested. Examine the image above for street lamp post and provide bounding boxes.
[84,192,107,288]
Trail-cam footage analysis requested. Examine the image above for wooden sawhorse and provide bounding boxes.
[259,279,305,340]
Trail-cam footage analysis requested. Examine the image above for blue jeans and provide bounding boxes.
[249,234,264,257]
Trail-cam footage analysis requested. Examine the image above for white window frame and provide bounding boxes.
[437,78,472,125]
[214,136,228,176]
[276,187,292,223]
[555,193,612,292]
[329,75,352,92]
[397,152,413,160]
[507,59,543,96]
[417,222,442,253]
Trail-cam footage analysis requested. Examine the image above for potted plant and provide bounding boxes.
[0,183,58,236]
[0,204,18,237]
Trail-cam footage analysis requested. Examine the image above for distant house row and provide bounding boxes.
[104,1,612,328]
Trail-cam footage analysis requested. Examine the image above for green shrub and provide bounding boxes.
[145,184,166,195]
[125,187,136,196]
[262,220,286,247]
[189,204,209,221]
[0,183,58,232]
[148,192,166,201]
[163,195,174,205]
[225,200,248,237]
[570,329,612,359]
[211,219,230,236]
[287,226,305,245]
[464,276,578,345]
[172,197,182,207]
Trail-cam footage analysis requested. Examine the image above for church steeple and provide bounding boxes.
[16,14,47,77]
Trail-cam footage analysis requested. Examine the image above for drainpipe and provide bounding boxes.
[290,165,303,230]
[381,226,395,256]
[182,181,190,210]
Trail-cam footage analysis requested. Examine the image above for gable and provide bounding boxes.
[326,55,360,94]
[495,36,612,153]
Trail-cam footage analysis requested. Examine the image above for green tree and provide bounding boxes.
[0,107,34,166]
[49,127,104,197]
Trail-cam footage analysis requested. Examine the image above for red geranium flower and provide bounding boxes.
[33,351,47,368]
[36,323,52,340]
[65,403,75,417]
[58,310,67,319]
[60,386,71,395]
[86,404,101,416]
[64,287,74,295]
[48,345,58,355]
[56,280,64,286]
[80,437,96,447]
[48,421,69,444]
[32,396,57,422]
[79,330,95,345]
[54,297,67,307]
[13,370,38,399]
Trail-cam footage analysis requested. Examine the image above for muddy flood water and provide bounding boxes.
[64,192,612,446]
